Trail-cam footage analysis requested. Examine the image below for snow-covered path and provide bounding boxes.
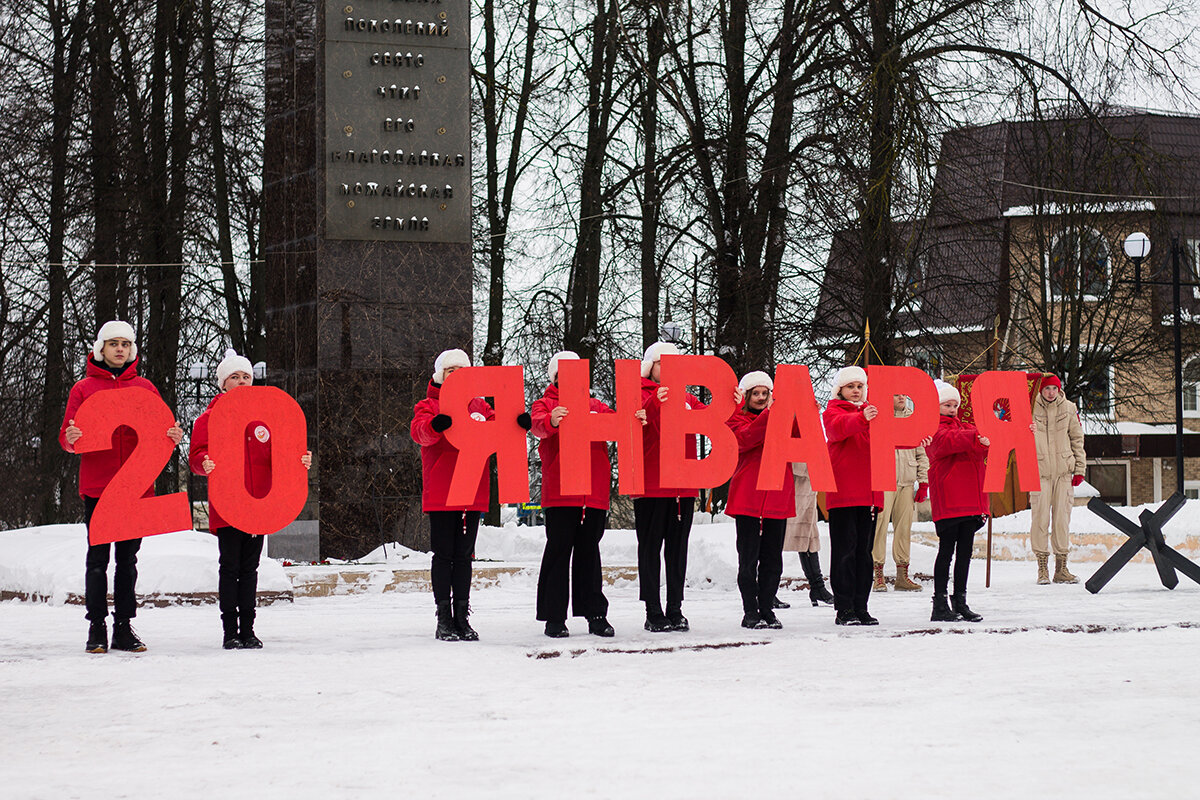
[2,557,1198,799]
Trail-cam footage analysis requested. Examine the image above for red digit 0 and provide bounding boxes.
[72,388,191,545]
[207,386,309,535]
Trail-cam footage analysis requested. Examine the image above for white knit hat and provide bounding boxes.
[433,348,471,383]
[831,365,868,400]
[216,348,255,389]
[738,371,773,393]
[92,320,137,361]
[935,379,961,405]
[641,341,679,378]
[548,350,579,382]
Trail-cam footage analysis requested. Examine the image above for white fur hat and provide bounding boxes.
[641,341,679,378]
[433,349,471,384]
[935,379,961,405]
[738,371,773,393]
[92,320,137,361]
[831,365,868,399]
[548,350,579,382]
[216,348,255,389]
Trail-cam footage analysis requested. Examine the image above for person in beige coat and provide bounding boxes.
[872,395,930,592]
[1030,374,1085,584]
[782,461,835,606]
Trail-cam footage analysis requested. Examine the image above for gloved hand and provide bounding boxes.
[517,412,532,430]
[914,483,929,503]
[1072,474,1084,487]
[431,414,452,432]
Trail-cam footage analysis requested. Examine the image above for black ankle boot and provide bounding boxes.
[951,593,983,622]
[854,608,879,626]
[760,609,783,629]
[86,621,108,654]
[435,601,460,641]
[111,620,146,652]
[223,619,242,649]
[801,552,834,606]
[644,604,672,632]
[931,593,959,622]
[587,616,615,637]
[544,621,569,638]
[454,600,479,641]
[741,611,767,629]
[835,608,860,625]
[665,608,689,632]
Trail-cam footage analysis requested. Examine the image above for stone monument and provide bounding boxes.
[264,0,472,559]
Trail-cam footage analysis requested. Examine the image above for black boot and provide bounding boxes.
[644,602,672,632]
[86,620,108,654]
[855,608,879,626]
[931,593,959,622]
[951,593,983,622]
[800,552,834,607]
[759,609,783,629]
[222,617,242,650]
[111,620,146,652]
[834,608,860,626]
[435,601,460,641]
[771,596,791,609]
[665,607,689,632]
[544,621,569,638]
[454,600,479,641]
[587,616,615,637]
[741,611,767,629]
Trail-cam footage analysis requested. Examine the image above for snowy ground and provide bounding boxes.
[3,521,1200,798]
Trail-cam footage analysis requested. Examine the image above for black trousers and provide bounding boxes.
[827,506,874,613]
[634,497,694,613]
[934,515,983,596]
[83,495,142,622]
[216,527,265,633]
[536,506,609,622]
[734,516,786,615]
[429,510,481,605]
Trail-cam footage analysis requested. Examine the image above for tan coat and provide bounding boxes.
[1032,393,1085,479]
[784,461,820,552]
[894,442,929,489]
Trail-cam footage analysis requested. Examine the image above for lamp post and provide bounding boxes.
[1122,231,1188,495]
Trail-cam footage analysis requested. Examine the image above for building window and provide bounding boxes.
[1078,363,1114,418]
[1087,462,1129,506]
[1184,356,1200,418]
[1184,481,1200,501]
[1048,228,1109,299]
[906,347,943,379]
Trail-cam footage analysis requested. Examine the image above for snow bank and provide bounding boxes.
[0,524,290,602]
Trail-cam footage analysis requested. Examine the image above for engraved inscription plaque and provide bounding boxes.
[325,0,470,242]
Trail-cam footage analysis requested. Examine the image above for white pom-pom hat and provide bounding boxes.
[935,379,961,405]
[738,371,773,393]
[548,350,579,382]
[433,349,471,384]
[92,320,137,361]
[831,365,868,400]
[641,341,679,378]
[216,348,255,389]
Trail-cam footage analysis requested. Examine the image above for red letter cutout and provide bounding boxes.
[758,365,837,492]
[557,359,644,496]
[658,355,738,490]
[440,366,530,506]
[866,366,939,491]
[970,370,1040,493]
[72,388,191,545]
[207,386,310,535]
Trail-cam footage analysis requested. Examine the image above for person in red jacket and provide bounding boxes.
[925,380,990,623]
[59,320,184,653]
[189,349,312,649]
[530,351,646,638]
[726,371,795,629]
[823,366,883,626]
[410,349,520,641]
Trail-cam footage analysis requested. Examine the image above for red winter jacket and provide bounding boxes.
[725,407,795,520]
[531,384,613,510]
[410,380,495,512]
[189,394,273,532]
[59,357,163,498]
[822,398,883,510]
[635,377,703,499]
[926,413,989,521]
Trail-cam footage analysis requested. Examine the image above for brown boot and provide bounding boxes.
[1053,554,1079,584]
[1036,553,1050,585]
[894,563,922,591]
[872,563,888,592]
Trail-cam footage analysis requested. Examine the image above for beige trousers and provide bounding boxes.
[1029,472,1073,556]
[872,485,913,566]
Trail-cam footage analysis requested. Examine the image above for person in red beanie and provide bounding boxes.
[726,371,793,629]
[1029,374,1085,584]
[189,349,312,649]
[926,380,989,622]
[60,320,184,653]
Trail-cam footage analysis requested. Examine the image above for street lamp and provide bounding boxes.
[1122,231,1190,494]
